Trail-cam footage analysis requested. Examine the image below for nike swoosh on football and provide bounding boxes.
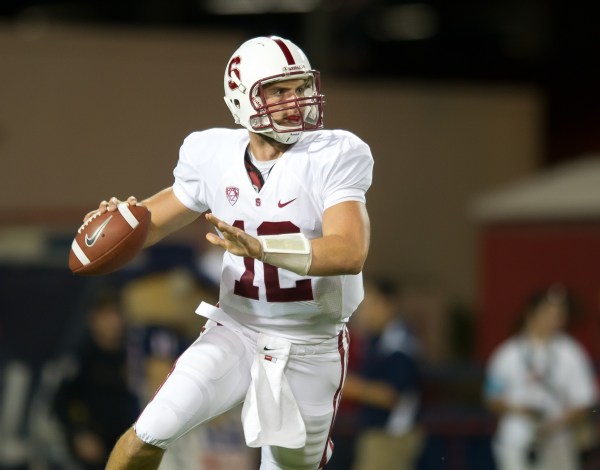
[84,215,113,247]
[278,198,296,208]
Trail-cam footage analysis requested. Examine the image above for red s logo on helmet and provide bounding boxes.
[227,56,241,90]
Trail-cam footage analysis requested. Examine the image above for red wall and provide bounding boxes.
[477,222,600,364]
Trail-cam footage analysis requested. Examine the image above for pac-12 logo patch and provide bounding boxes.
[226,186,239,205]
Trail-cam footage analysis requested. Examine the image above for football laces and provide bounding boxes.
[77,211,102,234]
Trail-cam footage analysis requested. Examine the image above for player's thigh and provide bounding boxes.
[261,349,345,469]
[540,436,578,470]
[135,322,252,448]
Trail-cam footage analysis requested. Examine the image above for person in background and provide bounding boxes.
[341,277,424,470]
[484,285,599,470]
[53,288,139,470]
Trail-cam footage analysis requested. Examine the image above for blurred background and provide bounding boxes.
[2,1,600,469]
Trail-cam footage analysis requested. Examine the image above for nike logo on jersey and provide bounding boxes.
[278,198,296,208]
[264,346,275,351]
[84,215,113,247]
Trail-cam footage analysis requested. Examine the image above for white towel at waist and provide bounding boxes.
[241,332,307,448]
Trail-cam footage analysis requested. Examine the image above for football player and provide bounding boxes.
[96,36,373,470]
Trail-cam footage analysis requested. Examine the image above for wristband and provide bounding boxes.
[258,233,312,276]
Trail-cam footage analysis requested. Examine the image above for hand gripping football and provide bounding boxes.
[69,203,151,275]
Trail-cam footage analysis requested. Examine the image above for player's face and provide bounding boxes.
[262,78,309,126]
[530,301,567,336]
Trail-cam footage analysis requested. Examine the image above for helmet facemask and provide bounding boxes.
[248,72,324,143]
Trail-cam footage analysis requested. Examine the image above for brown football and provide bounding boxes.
[69,203,151,275]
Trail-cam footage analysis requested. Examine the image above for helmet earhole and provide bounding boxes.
[234,99,240,109]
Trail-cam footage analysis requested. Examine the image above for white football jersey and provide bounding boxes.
[173,128,373,343]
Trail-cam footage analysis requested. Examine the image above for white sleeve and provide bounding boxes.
[484,344,512,400]
[564,340,598,408]
[321,133,374,210]
[172,133,210,213]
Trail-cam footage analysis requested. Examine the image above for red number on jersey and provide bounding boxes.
[233,220,314,302]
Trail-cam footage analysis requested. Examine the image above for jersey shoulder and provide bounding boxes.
[181,128,248,164]
[302,129,371,153]
[184,127,247,142]
[554,334,591,360]
[487,337,520,367]
[299,129,374,169]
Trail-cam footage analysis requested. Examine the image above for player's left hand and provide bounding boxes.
[205,213,263,259]
[536,417,564,438]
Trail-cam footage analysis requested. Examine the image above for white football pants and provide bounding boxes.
[135,320,349,470]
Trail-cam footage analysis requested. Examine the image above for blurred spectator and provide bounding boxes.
[121,263,255,470]
[193,215,225,287]
[52,288,140,470]
[134,324,201,470]
[335,277,424,470]
[484,285,599,470]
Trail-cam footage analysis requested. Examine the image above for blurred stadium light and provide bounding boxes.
[203,0,321,15]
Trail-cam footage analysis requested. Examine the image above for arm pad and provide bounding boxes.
[258,233,312,276]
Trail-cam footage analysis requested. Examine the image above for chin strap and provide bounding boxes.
[258,233,312,276]
[262,128,302,145]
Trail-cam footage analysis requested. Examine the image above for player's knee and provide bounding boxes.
[116,427,164,460]
[135,400,191,448]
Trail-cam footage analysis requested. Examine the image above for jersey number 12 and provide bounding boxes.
[233,220,314,302]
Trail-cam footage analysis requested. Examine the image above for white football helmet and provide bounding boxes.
[223,36,325,144]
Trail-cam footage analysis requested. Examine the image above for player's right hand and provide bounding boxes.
[205,212,263,260]
[83,196,138,222]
